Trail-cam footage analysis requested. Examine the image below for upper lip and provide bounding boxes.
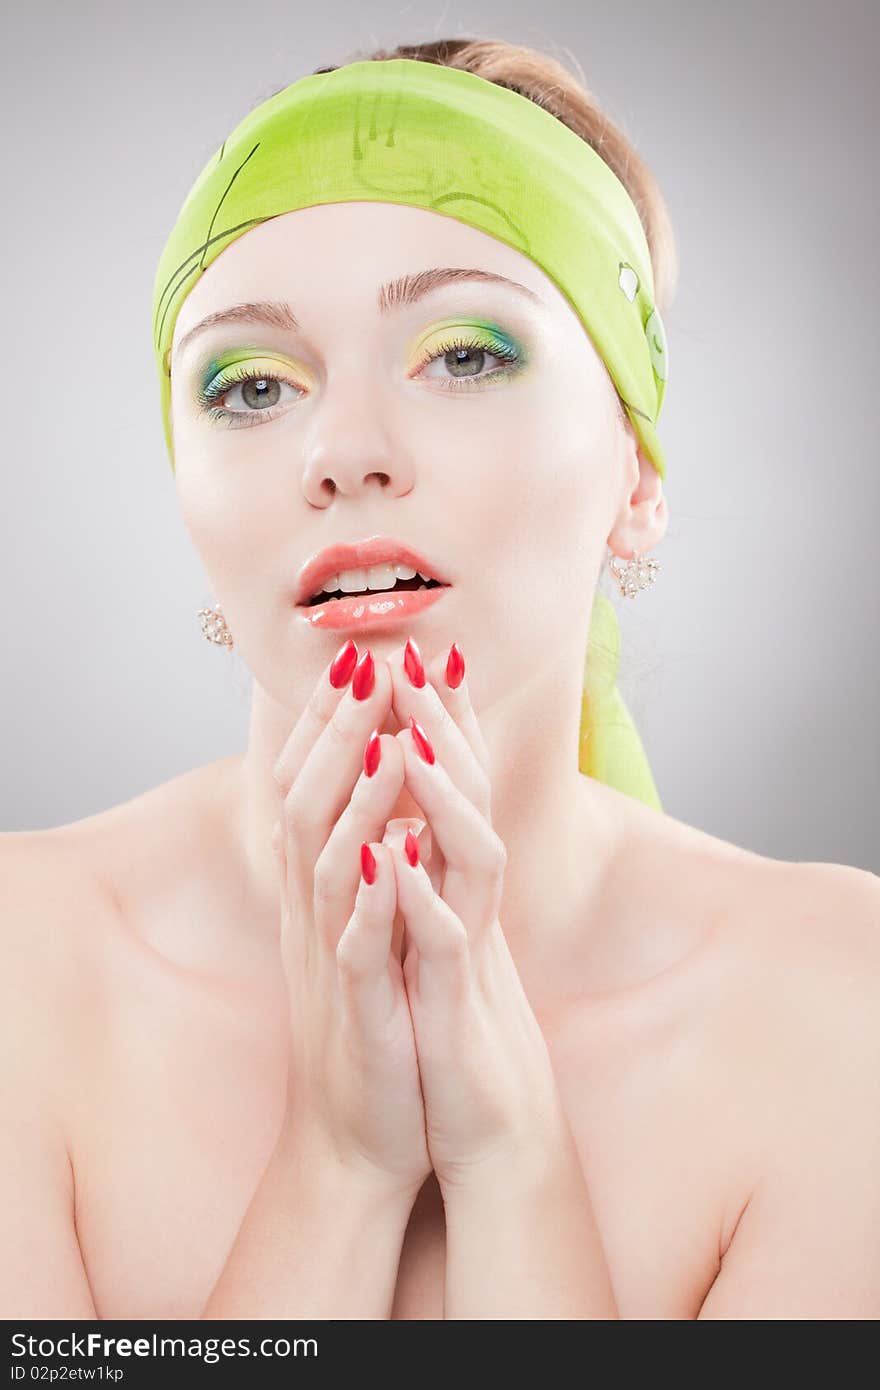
[295,535,451,605]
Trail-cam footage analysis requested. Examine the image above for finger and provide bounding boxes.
[385,639,492,821]
[279,648,393,883]
[397,724,507,938]
[389,839,470,1014]
[271,815,286,878]
[273,638,375,796]
[273,814,300,977]
[382,816,432,865]
[334,843,400,1034]
[426,642,492,778]
[383,815,439,909]
[314,733,406,953]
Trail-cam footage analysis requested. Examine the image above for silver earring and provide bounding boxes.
[607,547,661,599]
[197,603,234,647]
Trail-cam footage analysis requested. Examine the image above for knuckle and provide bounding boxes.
[281,784,301,826]
[335,927,369,979]
[313,854,338,906]
[271,818,284,857]
[433,699,452,736]
[306,678,329,725]
[491,831,508,866]
[473,766,492,813]
[479,826,507,871]
[438,920,470,962]
[325,711,350,751]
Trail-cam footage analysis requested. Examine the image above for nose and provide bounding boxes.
[298,369,416,504]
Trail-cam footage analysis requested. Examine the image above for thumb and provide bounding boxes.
[383,816,432,864]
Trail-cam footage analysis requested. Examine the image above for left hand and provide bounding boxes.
[378,638,570,1192]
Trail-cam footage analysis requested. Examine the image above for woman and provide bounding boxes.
[2,38,878,1322]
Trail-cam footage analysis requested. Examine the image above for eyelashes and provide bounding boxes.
[194,329,525,428]
[195,365,297,426]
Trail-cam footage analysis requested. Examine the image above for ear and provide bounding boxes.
[607,409,669,559]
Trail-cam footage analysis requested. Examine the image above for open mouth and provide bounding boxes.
[305,576,445,607]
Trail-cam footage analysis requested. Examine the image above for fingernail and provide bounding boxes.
[404,827,420,867]
[351,649,375,701]
[329,638,358,688]
[446,642,465,689]
[360,842,377,885]
[404,636,426,688]
[364,728,381,777]
[409,715,435,765]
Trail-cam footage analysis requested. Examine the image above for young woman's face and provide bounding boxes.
[169,201,630,711]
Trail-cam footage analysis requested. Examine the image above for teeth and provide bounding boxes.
[316,561,427,598]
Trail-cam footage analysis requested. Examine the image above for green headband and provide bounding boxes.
[153,57,667,812]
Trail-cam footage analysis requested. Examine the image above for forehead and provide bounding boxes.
[170,200,561,340]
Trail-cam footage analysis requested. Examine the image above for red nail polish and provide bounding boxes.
[404,636,426,688]
[360,842,377,885]
[404,827,420,867]
[446,643,465,690]
[409,715,435,765]
[351,649,375,701]
[329,638,358,688]
[364,729,381,778]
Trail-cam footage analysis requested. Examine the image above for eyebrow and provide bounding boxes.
[172,266,544,366]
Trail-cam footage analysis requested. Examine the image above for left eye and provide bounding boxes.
[414,333,521,388]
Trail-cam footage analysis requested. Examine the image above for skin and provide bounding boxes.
[1,201,879,1320]
[170,199,668,967]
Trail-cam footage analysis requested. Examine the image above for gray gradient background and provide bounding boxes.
[2,1,877,873]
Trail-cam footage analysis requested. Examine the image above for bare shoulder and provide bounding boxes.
[0,754,234,938]
[648,807,880,1105]
[592,788,880,1060]
[0,827,116,1148]
[730,851,880,1032]
[751,853,880,958]
[688,819,880,1006]
[674,841,880,1317]
[0,755,250,987]
[610,788,879,980]
[0,825,116,962]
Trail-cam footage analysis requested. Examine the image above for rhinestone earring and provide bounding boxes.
[606,547,661,599]
[197,603,234,647]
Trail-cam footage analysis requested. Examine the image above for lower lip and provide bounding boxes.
[295,585,450,631]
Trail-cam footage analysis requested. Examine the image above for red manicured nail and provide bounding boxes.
[360,842,377,885]
[329,638,358,688]
[404,636,426,688]
[446,643,465,689]
[404,827,420,867]
[409,715,435,765]
[351,649,375,701]
[364,729,381,778]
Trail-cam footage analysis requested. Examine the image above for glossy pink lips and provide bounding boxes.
[295,584,448,632]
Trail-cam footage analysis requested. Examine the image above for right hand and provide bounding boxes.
[271,638,431,1198]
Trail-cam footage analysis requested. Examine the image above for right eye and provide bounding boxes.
[197,364,305,426]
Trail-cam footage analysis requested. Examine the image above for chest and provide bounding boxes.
[70,944,726,1320]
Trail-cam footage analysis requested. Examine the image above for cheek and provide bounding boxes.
[174,451,284,587]
[438,385,612,607]
[457,386,610,531]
